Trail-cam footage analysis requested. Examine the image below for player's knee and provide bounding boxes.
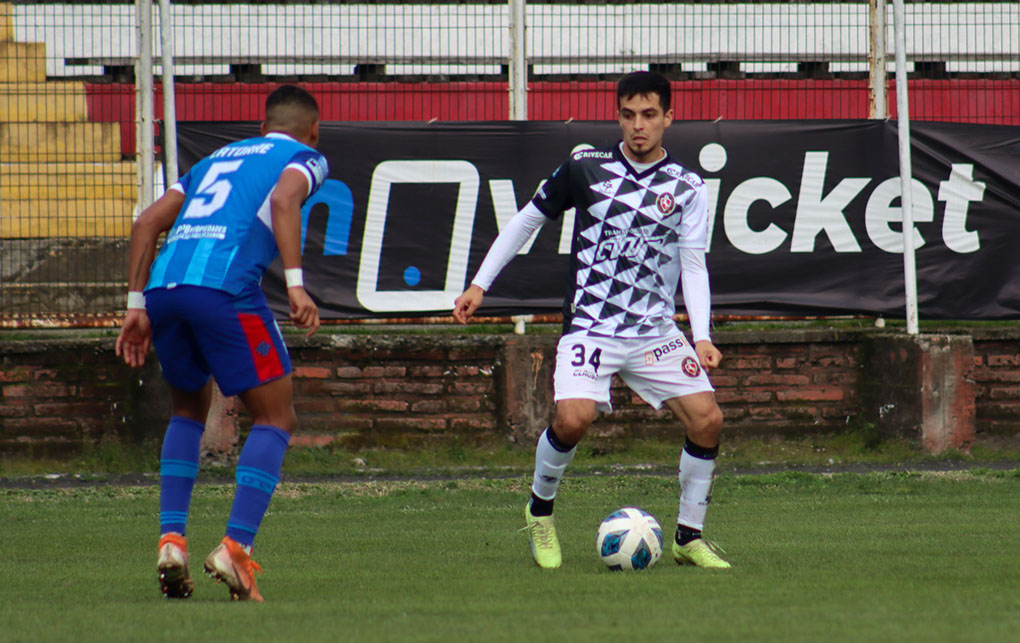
[278,407,298,434]
[705,405,723,432]
[687,405,723,442]
[552,416,591,445]
[251,406,297,434]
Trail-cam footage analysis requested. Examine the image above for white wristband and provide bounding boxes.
[284,268,304,288]
[126,291,146,310]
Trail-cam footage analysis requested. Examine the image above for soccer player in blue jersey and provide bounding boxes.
[454,71,730,569]
[115,85,329,601]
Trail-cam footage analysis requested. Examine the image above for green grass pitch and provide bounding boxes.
[3,470,1020,642]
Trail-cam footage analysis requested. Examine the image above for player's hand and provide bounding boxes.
[694,340,722,371]
[115,309,152,368]
[288,286,320,337]
[452,285,485,324]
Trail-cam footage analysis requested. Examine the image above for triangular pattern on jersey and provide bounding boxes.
[584,269,614,290]
[628,288,651,309]
[531,143,708,339]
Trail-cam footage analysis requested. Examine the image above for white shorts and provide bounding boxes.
[553,330,715,413]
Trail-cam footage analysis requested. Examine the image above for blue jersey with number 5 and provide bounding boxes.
[146,132,328,295]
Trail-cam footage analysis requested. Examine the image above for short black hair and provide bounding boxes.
[265,84,319,118]
[617,71,671,112]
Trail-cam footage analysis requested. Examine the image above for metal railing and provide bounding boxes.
[1,1,1017,324]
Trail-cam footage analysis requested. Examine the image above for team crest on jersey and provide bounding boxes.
[681,356,701,377]
[656,192,676,215]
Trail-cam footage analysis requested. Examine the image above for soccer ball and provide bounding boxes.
[596,507,663,570]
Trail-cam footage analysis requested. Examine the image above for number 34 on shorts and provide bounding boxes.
[553,332,714,410]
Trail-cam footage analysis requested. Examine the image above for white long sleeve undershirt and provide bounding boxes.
[470,203,548,292]
[680,247,712,343]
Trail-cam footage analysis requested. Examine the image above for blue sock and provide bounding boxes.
[225,425,291,547]
[159,416,204,536]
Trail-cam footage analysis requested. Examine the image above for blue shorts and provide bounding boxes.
[145,285,292,397]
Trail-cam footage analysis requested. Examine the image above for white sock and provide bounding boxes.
[531,428,577,501]
[677,445,717,531]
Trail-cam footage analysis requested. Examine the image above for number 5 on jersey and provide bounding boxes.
[183,160,244,219]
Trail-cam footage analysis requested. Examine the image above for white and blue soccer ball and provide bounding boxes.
[596,507,663,570]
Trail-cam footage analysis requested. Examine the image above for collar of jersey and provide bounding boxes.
[614,142,670,179]
[264,131,299,142]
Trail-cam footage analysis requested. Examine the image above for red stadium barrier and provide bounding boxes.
[85,80,1020,157]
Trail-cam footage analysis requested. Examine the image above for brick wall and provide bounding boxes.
[1,327,1017,455]
[0,335,167,454]
[971,328,1020,439]
[286,336,505,448]
[595,330,860,441]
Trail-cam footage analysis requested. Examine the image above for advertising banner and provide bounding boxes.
[175,120,1020,320]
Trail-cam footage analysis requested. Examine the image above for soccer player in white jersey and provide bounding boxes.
[453,71,730,569]
[116,85,329,600]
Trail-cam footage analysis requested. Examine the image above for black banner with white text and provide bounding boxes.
[174,120,1020,320]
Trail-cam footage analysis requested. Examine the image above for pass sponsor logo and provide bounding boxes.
[643,337,688,365]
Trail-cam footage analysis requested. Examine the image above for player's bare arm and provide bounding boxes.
[270,167,320,337]
[453,285,485,324]
[115,190,185,368]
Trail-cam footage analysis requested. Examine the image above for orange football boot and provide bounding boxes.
[203,536,264,602]
[157,533,195,598]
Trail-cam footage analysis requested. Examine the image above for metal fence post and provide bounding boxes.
[508,0,526,120]
[869,0,888,119]
[135,0,154,212]
[893,0,919,335]
[158,0,178,185]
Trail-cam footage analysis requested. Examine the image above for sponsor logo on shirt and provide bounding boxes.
[680,173,703,189]
[595,230,669,261]
[591,180,617,198]
[573,150,614,160]
[165,223,228,244]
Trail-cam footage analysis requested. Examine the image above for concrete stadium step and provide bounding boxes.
[0,122,121,162]
[0,198,134,237]
[1,3,13,42]
[0,82,89,122]
[0,235,128,313]
[1,162,137,200]
[1,236,128,284]
[0,282,123,315]
[0,41,45,83]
